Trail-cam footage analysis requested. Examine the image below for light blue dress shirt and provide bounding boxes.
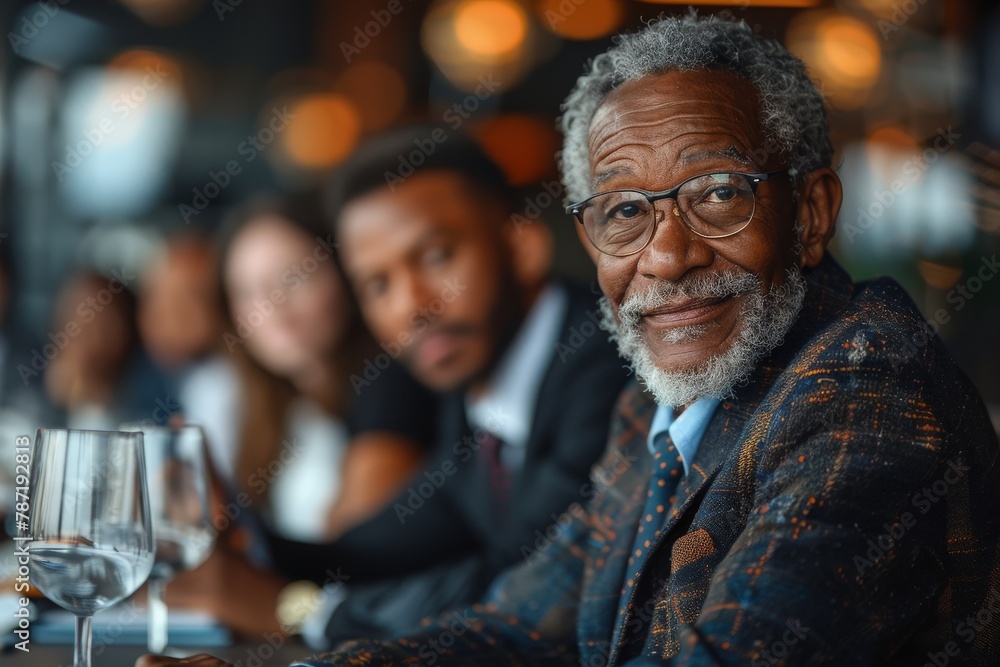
[646,397,722,476]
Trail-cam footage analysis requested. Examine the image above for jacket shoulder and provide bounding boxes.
[770,273,997,459]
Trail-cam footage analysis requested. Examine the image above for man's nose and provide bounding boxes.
[635,203,713,283]
[392,270,437,325]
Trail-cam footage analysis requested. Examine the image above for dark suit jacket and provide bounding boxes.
[270,280,631,636]
[296,254,1000,665]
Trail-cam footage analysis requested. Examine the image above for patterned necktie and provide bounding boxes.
[480,433,510,520]
[617,430,684,622]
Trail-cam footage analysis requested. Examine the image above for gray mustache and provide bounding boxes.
[616,271,761,326]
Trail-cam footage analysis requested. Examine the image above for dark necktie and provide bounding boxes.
[616,430,684,621]
[480,433,510,520]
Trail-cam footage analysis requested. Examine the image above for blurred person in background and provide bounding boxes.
[43,270,171,430]
[214,194,435,542]
[159,127,629,647]
[137,234,241,483]
[163,193,439,634]
[253,125,632,646]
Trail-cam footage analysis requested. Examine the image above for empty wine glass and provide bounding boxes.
[121,423,216,654]
[26,428,155,667]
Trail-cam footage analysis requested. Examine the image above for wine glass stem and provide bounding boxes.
[74,615,93,667]
[148,577,169,653]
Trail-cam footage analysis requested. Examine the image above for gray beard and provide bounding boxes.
[598,266,808,408]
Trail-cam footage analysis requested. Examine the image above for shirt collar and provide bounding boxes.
[647,397,721,476]
[465,283,568,450]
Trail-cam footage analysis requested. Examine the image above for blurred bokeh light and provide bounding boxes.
[280,93,362,169]
[422,0,538,92]
[787,11,882,110]
[534,0,624,40]
[474,113,560,186]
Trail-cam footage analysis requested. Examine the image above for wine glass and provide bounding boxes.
[121,423,216,654]
[26,428,155,667]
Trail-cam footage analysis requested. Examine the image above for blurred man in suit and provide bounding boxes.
[167,126,630,646]
[140,13,1000,667]
[277,125,631,644]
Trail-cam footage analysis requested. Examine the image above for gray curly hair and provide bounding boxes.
[559,13,833,204]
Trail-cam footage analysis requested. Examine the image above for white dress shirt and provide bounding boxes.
[464,283,569,468]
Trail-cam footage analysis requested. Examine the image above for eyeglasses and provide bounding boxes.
[566,170,790,257]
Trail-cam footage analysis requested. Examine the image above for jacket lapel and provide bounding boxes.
[576,383,657,661]
[606,397,745,663]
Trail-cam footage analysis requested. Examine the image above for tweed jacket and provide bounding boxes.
[295,253,1000,666]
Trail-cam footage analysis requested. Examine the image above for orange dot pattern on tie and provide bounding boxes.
[616,431,684,620]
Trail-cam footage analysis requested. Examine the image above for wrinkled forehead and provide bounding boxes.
[586,70,769,179]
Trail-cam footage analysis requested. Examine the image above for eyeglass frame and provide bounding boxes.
[565,169,791,257]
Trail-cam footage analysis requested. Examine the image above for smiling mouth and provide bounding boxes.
[641,295,736,327]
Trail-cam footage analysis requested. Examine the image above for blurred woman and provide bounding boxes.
[218,193,435,542]
[137,235,241,485]
[44,270,171,430]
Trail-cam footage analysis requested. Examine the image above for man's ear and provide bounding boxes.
[503,218,553,287]
[795,167,842,269]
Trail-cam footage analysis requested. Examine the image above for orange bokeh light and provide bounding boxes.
[454,0,529,56]
[282,94,361,169]
[536,0,624,40]
[818,18,881,83]
[475,114,560,186]
[787,11,882,110]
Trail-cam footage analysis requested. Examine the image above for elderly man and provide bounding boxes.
[140,13,1000,667]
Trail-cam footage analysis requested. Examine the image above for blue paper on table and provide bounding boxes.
[31,604,232,647]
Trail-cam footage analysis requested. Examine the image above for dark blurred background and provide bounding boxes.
[1,0,998,422]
